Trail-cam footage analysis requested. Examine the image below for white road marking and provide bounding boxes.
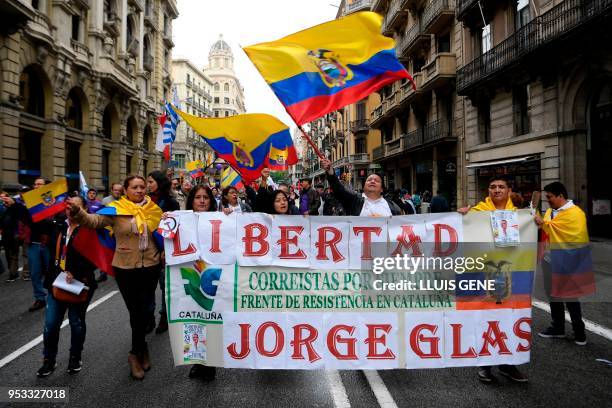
[326,370,351,408]
[363,370,398,408]
[0,290,119,369]
[532,299,612,341]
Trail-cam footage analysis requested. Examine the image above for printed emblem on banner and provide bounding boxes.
[41,191,56,207]
[307,49,353,88]
[181,260,222,311]
[484,260,512,303]
[183,323,207,363]
[157,214,179,239]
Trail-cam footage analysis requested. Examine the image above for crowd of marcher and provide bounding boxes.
[0,160,591,385]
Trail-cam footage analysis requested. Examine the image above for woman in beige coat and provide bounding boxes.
[67,175,162,380]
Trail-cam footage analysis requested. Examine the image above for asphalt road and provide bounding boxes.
[0,273,610,408]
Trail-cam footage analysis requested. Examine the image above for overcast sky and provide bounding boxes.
[173,0,339,128]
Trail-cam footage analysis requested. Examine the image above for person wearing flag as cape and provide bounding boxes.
[535,182,593,346]
[66,175,163,380]
[458,175,528,384]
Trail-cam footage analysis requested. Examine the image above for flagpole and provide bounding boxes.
[298,125,325,160]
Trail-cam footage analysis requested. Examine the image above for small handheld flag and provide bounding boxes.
[22,178,69,222]
[186,160,205,179]
[221,166,244,190]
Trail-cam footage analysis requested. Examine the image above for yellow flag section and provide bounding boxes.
[174,109,297,182]
[243,11,411,125]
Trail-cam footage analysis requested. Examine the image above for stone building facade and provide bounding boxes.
[456,0,612,237]
[170,58,214,172]
[0,0,178,193]
[368,0,463,208]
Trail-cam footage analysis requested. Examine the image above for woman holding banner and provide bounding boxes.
[66,175,162,380]
[185,184,217,381]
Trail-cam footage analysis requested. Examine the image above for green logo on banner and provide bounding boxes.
[181,261,221,311]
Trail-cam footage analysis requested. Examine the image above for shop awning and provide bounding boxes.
[465,155,539,169]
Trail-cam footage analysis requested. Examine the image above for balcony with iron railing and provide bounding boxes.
[374,119,456,160]
[371,105,384,125]
[399,21,429,60]
[399,72,422,105]
[349,153,370,164]
[422,0,456,34]
[383,0,408,35]
[350,119,370,133]
[422,119,453,143]
[344,0,373,14]
[333,153,371,167]
[457,0,612,94]
[420,52,456,91]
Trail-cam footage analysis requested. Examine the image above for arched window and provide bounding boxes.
[19,66,45,117]
[65,89,83,129]
[224,83,229,92]
[214,82,220,91]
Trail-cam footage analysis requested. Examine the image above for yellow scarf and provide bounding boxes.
[107,196,162,234]
[470,197,516,212]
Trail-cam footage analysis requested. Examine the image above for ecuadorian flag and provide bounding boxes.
[72,227,115,276]
[542,205,595,298]
[174,109,297,183]
[186,160,205,178]
[22,178,68,222]
[243,11,413,125]
[221,167,244,190]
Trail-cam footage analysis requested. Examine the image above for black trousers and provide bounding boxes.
[542,260,585,335]
[114,265,161,354]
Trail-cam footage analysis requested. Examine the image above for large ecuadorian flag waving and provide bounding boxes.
[243,11,413,125]
[174,109,297,183]
[22,178,68,222]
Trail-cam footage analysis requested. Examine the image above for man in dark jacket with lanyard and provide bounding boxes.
[321,158,402,216]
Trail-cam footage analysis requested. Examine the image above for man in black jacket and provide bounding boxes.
[321,158,402,216]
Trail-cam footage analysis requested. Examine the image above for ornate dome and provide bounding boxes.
[210,34,232,56]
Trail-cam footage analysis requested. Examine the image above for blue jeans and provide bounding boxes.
[43,289,94,360]
[28,243,49,301]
